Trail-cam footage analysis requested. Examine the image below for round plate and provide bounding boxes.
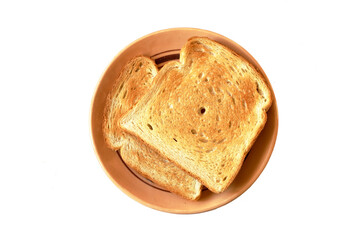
[90,28,278,214]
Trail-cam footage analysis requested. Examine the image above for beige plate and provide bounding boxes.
[90,28,278,214]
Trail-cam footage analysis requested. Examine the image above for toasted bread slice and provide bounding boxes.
[103,56,202,200]
[119,134,202,200]
[103,57,158,149]
[120,38,272,193]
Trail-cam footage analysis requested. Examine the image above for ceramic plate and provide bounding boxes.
[90,28,278,214]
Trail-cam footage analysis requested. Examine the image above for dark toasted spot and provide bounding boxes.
[199,107,206,115]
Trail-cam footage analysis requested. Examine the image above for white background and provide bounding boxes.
[1,0,359,239]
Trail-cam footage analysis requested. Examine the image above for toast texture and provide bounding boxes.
[103,56,202,200]
[103,56,158,149]
[120,38,272,193]
[119,134,202,200]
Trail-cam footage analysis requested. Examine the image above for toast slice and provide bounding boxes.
[119,134,202,200]
[103,56,158,149]
[103,56,202,200]
[120,38,272,193]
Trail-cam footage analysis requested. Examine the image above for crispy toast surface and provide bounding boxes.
[103,56,158,149]
[103,56,202,200]
[120,38,272,193]
[119,134,202,200]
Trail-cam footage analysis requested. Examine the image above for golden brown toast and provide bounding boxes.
[103,56,202,200]
[120,38,272,193]
[103,57,158,149]
[119,134,202,200]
